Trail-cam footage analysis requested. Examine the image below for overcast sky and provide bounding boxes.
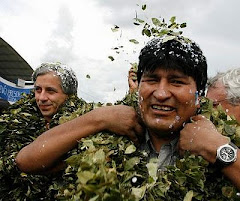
[1,0,240,103]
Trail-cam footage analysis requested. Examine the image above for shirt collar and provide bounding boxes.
[145,130,179,153]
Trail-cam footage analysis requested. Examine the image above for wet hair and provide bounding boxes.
[32,62,78,95]
[208,68,240,105]
[137,37,208,95]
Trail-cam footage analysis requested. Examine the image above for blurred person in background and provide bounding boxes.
[0,98,10,114]
[207,68,240,122]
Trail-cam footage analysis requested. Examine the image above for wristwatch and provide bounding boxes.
[216,142,238,166]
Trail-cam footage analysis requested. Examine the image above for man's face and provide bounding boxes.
[34,72,68,122]
[138,68,198,138]
[207,80,240,121]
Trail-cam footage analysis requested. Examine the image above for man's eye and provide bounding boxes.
[34,87,41,92]
[47,89,56,94]
[171,80,184,84]
[142,78,158,83]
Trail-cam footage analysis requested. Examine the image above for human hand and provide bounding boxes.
[178,115,229,163]
[128,67,138,93]
[96,105,145,144]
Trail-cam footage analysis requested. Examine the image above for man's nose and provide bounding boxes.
[153,81,171,100]
[38,91,48,101]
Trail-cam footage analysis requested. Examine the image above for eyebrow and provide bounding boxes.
[143,71,189,79]
[45,87,58,92]
[34,85,58,92]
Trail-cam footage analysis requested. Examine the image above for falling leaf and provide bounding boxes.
[108,56,115,61]
[129,39,139,44]
[142,4,146,10]
[111,25,119,32]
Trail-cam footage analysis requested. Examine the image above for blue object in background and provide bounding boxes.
[0,77,33,103]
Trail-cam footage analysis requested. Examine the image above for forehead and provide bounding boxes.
[35,72,61,87]
[143,67,191,78]
[207,81,226,100]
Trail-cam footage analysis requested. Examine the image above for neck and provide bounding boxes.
[44,117,51,123]
[148,130,178,152]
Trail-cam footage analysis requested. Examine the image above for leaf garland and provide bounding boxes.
[54,95,240,201]
[0,92,93,200]
[1,92,240,200]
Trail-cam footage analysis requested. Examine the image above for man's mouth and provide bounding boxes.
[152,105,175,111]
[39,105,51,110]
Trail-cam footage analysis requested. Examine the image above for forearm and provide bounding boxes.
[222,150,240,191]
[16,105,143,174]
[15,108,106,173]
[201,140,240,191]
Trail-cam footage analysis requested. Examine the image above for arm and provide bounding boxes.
[179,115,240,190]
[15,105,144,174]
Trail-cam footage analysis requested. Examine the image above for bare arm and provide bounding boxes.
[179,115,240,190]
[15,105,144,174]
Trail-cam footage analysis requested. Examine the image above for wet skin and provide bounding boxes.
[138,68,198,145]
[34,72,68,122]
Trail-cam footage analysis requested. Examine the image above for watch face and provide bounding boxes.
[220,146,235,162]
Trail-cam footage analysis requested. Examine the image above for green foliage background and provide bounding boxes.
[0,92,240,200]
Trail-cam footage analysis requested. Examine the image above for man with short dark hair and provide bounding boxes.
[136,37,240,189]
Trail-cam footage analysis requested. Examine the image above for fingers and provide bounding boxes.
[190,114,206,122]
